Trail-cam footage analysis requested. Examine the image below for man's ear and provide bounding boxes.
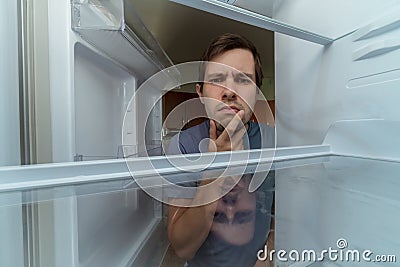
[196,83,204,104]
[254,86,260,101]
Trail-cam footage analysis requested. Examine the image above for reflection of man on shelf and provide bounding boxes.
[167,33,275,267]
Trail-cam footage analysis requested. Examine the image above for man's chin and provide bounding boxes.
[214,121,226,133]
[215,116,246,128]
[214,117,230,126]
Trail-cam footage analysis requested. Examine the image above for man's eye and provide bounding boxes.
[209,78,224,83]
[213,212,228,223]
[236,77,252,84]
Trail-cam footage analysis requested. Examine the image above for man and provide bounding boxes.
[167,33,275,267]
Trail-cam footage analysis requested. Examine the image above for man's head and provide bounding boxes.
[210,175,257,245]
[196,33,263,131]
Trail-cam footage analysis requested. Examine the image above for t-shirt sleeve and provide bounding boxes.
[167,134,184,155]
[164,133,197,199]
[261,124,276,148]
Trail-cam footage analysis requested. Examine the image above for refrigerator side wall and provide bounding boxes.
[48,0,75,162]
[275,3,400,265]
[0,2,24,264]
[275,4,400,147]
[0,0,21,166]
[0,193,24,267]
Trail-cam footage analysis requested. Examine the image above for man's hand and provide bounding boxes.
[209,110,246,152]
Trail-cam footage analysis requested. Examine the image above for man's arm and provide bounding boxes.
[167,198,217,259]
[167,111,246,259]
[167,174,245,259]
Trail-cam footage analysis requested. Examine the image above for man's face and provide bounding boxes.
[210,176,257,245]
[196,48,258,131]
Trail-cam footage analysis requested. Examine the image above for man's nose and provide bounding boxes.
[221,84,237,100]
[223,194,237,223]
[226,206,235,223]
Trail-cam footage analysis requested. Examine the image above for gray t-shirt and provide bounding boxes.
[186,176,274,267]
[165,120,275,198]
[167,120,275,155]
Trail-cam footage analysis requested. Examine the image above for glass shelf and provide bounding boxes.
[169,0,334,45]
[1,152,399,266]
[0,145,329,199]
[170,0,400,45]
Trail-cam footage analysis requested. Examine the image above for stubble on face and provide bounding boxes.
[197,49,259,136]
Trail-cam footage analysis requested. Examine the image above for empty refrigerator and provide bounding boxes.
[1,0,400,266]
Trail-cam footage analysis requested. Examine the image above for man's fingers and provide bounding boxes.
[231,127,246,147]
[209,110,247,151]
[208,120,218,152]
[209,119,217,140]
[225,110,245,134]
[219,110,245,141]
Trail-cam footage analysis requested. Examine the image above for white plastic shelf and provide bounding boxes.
[71,0,176,81]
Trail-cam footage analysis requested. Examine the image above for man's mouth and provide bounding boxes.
[219,105,241,114]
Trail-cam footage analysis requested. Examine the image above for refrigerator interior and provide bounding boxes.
[49,0,173,163]
[1,0,400,266]
[74,43,136,161]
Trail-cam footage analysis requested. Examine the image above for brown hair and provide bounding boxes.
[198,33,263,91]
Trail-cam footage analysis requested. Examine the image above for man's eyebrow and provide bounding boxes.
[213,211,228,223]
[236,72,254,79]
[206,72,226,77]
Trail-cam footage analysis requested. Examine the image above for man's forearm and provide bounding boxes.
[167,178,220,259]
[168,204,215,259]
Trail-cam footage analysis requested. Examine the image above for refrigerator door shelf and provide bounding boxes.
[71,0,176,81]
[71,0,123,30]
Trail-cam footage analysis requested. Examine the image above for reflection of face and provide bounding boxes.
[196,49,258,131]
[211,177,256,245]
